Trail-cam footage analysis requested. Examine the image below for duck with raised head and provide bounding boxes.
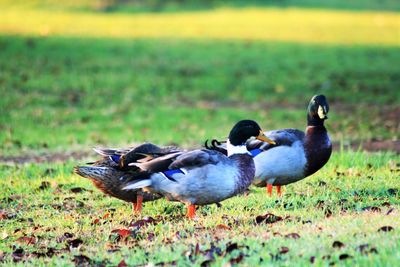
[74,143,181,213]
[122,120,275,219]
[207,95,332,196]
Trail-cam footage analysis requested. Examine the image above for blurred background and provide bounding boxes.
[0,0,399,158]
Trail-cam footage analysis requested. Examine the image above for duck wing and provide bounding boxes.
[93,143,181,168]
[247,129,305,151]
[129,151,184,173]
[122,143,181,167]
[169,149,226,170]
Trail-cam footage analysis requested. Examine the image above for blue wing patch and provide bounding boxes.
[250,149,263,157]
[162,169,184,182]
[109,155,121,163]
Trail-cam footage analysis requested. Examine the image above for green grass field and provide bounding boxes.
[0,0,399,265]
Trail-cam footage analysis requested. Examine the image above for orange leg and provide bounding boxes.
[267,184,273,196]
[276,185,282,196]
[132,202,137,213]
[187,204,196,219]
[134,195,143,213]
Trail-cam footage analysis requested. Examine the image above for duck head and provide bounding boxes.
[307,95,329,126]
[227,120,275,156]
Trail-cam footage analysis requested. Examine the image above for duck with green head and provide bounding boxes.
[122,120,275,219]
[208,95,332,196]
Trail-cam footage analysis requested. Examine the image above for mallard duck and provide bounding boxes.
[207,95,332,196]
[122,120,275,219]
[74,143,181,213]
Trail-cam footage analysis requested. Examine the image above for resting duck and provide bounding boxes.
[74,143,181,213]
[207,95,332,196]
[122,120,275,219]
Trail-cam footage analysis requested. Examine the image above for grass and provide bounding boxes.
[1,37,399,155]
[0,1,399,266]
[0,150,399,265]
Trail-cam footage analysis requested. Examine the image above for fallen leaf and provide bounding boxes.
[386,208,394,215]
[356,244,378,255]
[130,217,157,228]
[324,208,332,217]
[111,229,131,238]
[216,224,231,231]
[285,233,300,239]
[230,253,244,264]
[0,211,7,220]
[12,248,24,262]
[332,241,345,249]
[378,226,394,232]
[279,247,289,254]
[37,181,51,190]
[67,238,83,249]
[339,254,352,260]
[362,206,381,212]
[226,243,238,254]
[73,254,92,266]
[16,236,36,245]
[255,213,283,224]
[117,259,128,267]
[70,187,86,193]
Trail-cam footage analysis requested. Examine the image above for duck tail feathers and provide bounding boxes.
[123,179,152,191]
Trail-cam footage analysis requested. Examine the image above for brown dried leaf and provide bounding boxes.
[285,233,300,239]
[130,216,157,229]
[117,259,128,267]
[230,253,244,264]
[38,181,51,190]
[339,254,352,260]
[386,208,394,215]
[279,247,289,254]
[16,236,36,245]
[332,241,345,249]
[73,254,92,266]
[111,229,131,238]
[216,224,231,231]
[255,213,283,224]
[70,187,86,193]
[362,206,381,212]
[378,226,394,232]
[67,238,83,249]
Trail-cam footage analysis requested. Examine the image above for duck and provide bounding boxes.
[206,95,332,196]
[122,120,276,219]
[74,143,181,213]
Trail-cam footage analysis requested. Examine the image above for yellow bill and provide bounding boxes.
[256,130,276,145]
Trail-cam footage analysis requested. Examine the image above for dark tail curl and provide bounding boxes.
[204,139,228,155]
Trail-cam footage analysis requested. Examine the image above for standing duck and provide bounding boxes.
[122,120,275,219]
[207,95,332,196]
[74,143,181,213]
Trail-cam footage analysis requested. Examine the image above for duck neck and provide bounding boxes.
[304,123,332,177]
[307,114,325,127]
[226,139,250,156]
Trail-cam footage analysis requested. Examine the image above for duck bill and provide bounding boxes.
[256,130,276,145]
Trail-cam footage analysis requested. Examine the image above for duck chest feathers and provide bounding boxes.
[303,126,332,176]
[229,153,255,194]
